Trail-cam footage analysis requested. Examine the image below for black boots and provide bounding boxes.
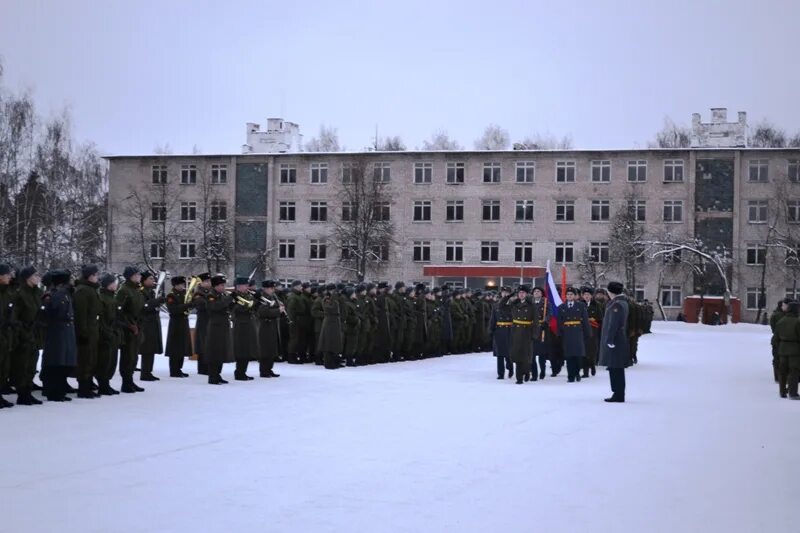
[604,395,625,403]
[121,378,144,393]
[16,389,42,405]
[140,373,160,381]
[97,380,119,396]
[0,395,13,408]
[260,370,280,378]
[77,380,99,399]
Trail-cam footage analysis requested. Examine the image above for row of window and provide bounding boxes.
[151,164,228,185]
[149,240,198,260]
[277,160,685,185]
[742,244,800,265]
[746,200,800,224]
[274,199,684,224]
[151,201,228,222]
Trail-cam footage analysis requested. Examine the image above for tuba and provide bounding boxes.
[184,276,201,304]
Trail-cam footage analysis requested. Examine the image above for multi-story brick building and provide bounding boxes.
[106,118,800,322]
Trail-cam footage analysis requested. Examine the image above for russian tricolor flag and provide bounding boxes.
[544,260,563,334]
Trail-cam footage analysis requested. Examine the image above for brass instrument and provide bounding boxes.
[184,276,201,304]
[235,294,254,308]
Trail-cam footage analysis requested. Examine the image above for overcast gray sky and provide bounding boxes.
[1,0,798,155]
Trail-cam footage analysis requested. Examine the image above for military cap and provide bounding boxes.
[415,283,426,292]
[517,284,531,294]
[100,273,117,288]
[565,286,578,295]
[262,280,276,288]
[140,270,155,282]
[234,277,249,286]
[377,281,389,290]
[581,286,594,295]
[325,283,337,291]
[211,275,227,287]
[302,282,310,289]
[291,280,302,287]
[607,281,624,295]
[81,264,99,279]
[197,272,211,281]
[122,266,138,280]
[366,282,376,291]
[0,264,11,276]
[395,281,405,290]
[171,276,186,286]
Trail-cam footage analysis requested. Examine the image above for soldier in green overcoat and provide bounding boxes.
[775,301,800,399]
[73,264,102,398]
[115,266,146,393]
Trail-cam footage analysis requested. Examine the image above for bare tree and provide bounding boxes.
[514,133,573,150]
[650,117,691,148]
[197,169,232,273]
[576,246,609,288]
[153,143,173,155]
[609,193,648,291]
[377,135,406,151]
[305,124,341,152]
[749,120,787,148]
[333,156,395,281]
[474,124,510,150]
[421,130,462,150]
[789,132,800,148]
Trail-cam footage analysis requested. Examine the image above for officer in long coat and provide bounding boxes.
[770,299,789,383]
[489,286,513,379]
[12,266,44,405]
[116,266,146,393]
[370,283,392,363]
[138,271,165,382]
[0,264,15,409]
[165,276,193,378]
[599,281,630,403]
[193,273,212,375]
[96,273,121,396]
[41,270,77,402]
[439,287,454,354]
[775,301,800,399]
[205,275,234,384]
[318,284,344,369]
[286,280,309,364]
[531,287,551,381]
[357,285,376,365]
[232,277,258,381]
[582,286,603,378]
[73,264,101,398]
[310,288,325,365]
[342,287,361,367]
[256,280,281,378]
[507,285,539,384]
[424,288,442,357]
[557,287,592,383]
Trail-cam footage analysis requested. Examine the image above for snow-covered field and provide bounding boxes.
[1,321,795,533]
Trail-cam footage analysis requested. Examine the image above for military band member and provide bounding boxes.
[286,280,309,364]
[232,277,258,381]
[139,271,165,382]
[256,280,281,378]
[205,275,233,385]
[165,276,193,378]
[193,272,212,375]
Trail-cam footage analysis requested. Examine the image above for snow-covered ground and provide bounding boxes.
[1,321,795,533]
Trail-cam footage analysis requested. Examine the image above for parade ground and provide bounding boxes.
[1,321,795,533]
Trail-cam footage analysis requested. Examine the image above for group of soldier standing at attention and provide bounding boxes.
[0,260,649,408]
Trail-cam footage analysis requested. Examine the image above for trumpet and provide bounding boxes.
[184,276,201,304]
[235,294,254,308]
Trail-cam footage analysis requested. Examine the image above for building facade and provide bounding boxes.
[107,147,800,322]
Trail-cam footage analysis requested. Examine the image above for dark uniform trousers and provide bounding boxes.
[609,368,626,399]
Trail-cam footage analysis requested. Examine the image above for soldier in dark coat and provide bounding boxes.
[286,280,309,364]
[0,264,15,408]
[599,282,630,403]
[73,264,101,398]
[138,271,165,381]
[489,286,513,379]
[193,273,212,375]
[232,277,258,381]
[389,282,407,360]
[318,284,344,369]
[357,285,376,365]
[310,288,325,365]
[769,299,789,383]
[507,285,539,384]
[256,280,281,378]
[116,266,146,393]
[165,276,193,378]
[582,287,603,378]
[371,283,393,363]
[775,301,800,399]
[342,287,361,366]
[41,270,78,402]
[425,288,443,357]
[403,286,419,360]
[11,266,44,405]
[557,287,592,383]
[96,274,121,396]
[531,287,551,381]
[439,287,454,354]
[205,275,233,384]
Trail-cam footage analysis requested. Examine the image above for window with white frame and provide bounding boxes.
[211,164,227,184]
[627,160,647,182]
[515,200,534,222]
[746,287,765,310]
[748,160,769,182]
[279,201,296,222]
[514,241,533,263]
[555,241,574,263]
[482,200,500,221]
[634,286,645,302]
[210,200,227,221]
[152,165,167,184]
[151,202,166,222]
[179,239,196,259]
[663,160,684,182]
[413,200,431,222]
[310,201,328,222]
[446,200,464,222]
[663,200,683,222]
[786,287,800,300]
[373,201,390,221]
[445,241,464,262]
[746,244,766,265]
[149,241,165,260]
[341,241,357,261]
[277,279,291,288]
[660,285,682,308]
[341,201,356,222]
[310,162,328,184]
[280,164,297,184]
[278,239,295,259]
[180,165,197,185]
[591,160,611,183]
[589,241,609,263]
[516,161,535,183]
[414,162,432,184]
[556,161,576,183]
[591,200,611,221]
[310,239,327,260]
[747,200,768,223]
[373,162,391,183]
[483,162,501,183]
[787,200,800,223]
[789,160,800,183]
[341,162,354,184]
[370,243,390,261]
[628,199,646,222]
[180,201,196,222]
[481,241,499,262]
[556,200,575,222]
[446,162,465,184]
[413,241,431,262]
